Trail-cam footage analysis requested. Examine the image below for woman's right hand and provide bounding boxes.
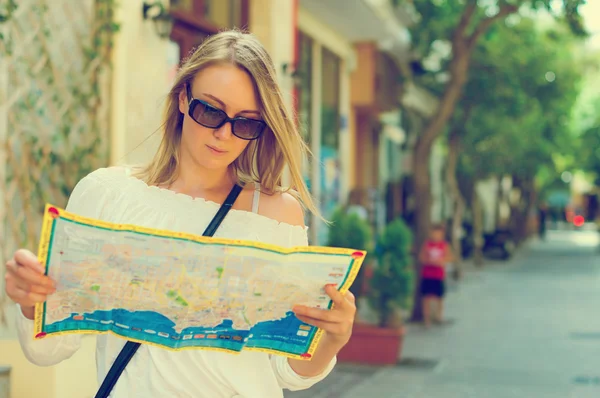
[4,249,56,320]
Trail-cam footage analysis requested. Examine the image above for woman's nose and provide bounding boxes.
[213,120,233,140]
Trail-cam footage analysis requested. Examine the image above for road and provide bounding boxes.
[286,229,600,398]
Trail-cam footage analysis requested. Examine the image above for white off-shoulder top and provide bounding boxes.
[16,167,335,398]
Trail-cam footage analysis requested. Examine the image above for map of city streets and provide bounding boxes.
[33,205,365,360]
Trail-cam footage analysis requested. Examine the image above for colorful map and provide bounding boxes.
[34,205,365,360]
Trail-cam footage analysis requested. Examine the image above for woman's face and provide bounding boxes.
[178,63,262,171]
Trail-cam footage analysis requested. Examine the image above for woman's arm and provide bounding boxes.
[16,303,82,366]
[13,170,114,366]
[262,193,352,387]
[289,286,355,376]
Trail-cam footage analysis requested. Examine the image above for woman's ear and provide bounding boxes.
[178,89,187,114]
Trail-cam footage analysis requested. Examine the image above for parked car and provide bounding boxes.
[460,223,515,261]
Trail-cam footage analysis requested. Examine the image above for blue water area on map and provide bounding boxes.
[45,309,316,354]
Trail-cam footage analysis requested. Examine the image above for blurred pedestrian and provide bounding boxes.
[419,224,453,328]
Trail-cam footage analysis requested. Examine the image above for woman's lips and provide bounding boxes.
[206,145,227,155]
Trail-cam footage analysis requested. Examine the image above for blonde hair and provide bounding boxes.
[133,30,319,217]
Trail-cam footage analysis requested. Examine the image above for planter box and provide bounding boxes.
[337,323,405,365]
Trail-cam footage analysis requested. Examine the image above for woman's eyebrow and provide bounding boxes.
[202,93,261,116]
[202,93,226,108]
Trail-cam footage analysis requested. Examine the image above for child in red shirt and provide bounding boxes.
[418,224,453,328]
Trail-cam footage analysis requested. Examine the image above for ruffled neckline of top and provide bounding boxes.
[98,167,309,234]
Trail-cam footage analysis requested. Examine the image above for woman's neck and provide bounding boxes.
[170,159,235,197]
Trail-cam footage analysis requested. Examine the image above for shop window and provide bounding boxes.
[170,0,194,12]
[204,0,244,29]
[169,0,248,61]
[297,32,313,146]
[297,32,314,232]
[319,47,341,244]
[321,47,340,150]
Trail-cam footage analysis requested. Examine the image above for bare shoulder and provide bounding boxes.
[258,191,306,227]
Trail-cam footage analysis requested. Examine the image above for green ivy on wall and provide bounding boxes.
[0,0,17,23]
[0,0,120,325]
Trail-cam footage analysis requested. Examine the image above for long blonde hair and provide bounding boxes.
[134,30,319,217]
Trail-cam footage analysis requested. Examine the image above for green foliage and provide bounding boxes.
[410,1,586,93]
[406,0,585,321]
[327,208,373,298]
[568,48,600,185]
[0,0,17,23]
[577,124,600,183]
[454,16,584,185]
[368,219,414,327]
[327,208,372,251]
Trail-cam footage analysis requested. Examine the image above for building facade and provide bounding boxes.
[0,1,436,396]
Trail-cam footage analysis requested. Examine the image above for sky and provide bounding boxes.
[549,1,599,48]
[578,1,600,48]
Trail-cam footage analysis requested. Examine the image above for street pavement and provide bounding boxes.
[285,229,600,398]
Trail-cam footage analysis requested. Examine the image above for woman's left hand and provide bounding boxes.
[293,284,356,348]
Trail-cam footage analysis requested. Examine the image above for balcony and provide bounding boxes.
[299,0,416,63]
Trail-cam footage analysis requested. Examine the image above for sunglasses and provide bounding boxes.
[185,84,266,141]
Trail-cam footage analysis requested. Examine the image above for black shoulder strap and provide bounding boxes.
[202,184,243,236]
[95,184,244,398]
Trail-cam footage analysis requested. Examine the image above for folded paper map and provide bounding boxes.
[34,205,365,360]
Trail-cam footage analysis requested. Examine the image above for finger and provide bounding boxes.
[7,286,47,307]
[14,249,45,273]
[293,305,342,323]
[324,284,347,308]
[294,315,335,331]
[5,266,55,301]
[14,278,55,295]
[5,259,18,275]
[344,290,356,304]
[13,263,55,290]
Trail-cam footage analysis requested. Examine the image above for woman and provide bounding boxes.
[4,30,355,397]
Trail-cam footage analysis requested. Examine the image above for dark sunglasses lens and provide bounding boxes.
[191,101,225,128]
[233,119,265,139]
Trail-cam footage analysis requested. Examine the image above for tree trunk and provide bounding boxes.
[408,3,518,321]
[472,184,484,267]
[446,127,465,279]
[513,177,535,244]
[410,142,432,322]
[410,52,472,323]
[410,51,471,321]
[494,176,503,229]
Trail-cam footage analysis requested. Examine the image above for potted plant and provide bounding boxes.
[327,207,373,301]
[337,218,414,365]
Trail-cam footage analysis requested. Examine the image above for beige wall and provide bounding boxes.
[250,0,295,84]
[250,0,296,186]
[0,305,97,398]
[0,2,171,397]
[110,0,174,167]
[0,341,55,398]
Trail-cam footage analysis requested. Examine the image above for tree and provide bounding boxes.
[408,1,586,320]
[454,18,583,253]
[569,49,600,184]
[576,119,600,184]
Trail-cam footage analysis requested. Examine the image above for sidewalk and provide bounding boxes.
[286,231,600,397]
